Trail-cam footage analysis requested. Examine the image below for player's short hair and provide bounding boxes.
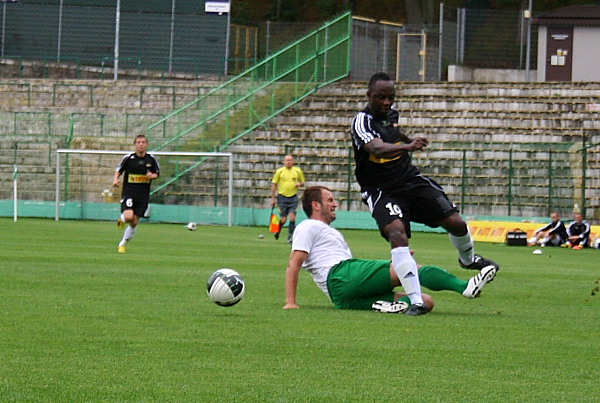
[302,186,330,217]
[134,134,148,144]
[368,72,392,92]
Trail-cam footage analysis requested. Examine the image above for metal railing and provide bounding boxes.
[146,11,352,193]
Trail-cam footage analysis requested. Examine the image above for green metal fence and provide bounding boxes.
[406,141,599,221]
[148,11,352,152]
[145,11,352,195]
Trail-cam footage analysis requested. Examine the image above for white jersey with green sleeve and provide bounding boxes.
[291,219,352,295]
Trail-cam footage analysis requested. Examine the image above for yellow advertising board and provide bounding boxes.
[468,221,600,244]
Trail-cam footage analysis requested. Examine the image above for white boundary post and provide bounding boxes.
[55,151,60,221]
[13,164,17,222]
[228,151,233,226]
[55,149,234,226]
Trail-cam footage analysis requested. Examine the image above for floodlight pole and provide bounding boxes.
[1,2,6,57]
[1,0,16,57]
[438,2,444,81]
[525,0,533,81]
[224,6,231,76]
[168,0,176,73]
[57,0,63,61]
[114,0,121,81]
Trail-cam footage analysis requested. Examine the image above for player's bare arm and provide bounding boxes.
[283,250,308,309]
[270,183,278,207]
[398,129,429,146]
[113,172,121,187]
[363,137,428,159]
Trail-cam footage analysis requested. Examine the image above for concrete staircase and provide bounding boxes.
[1,79,599,219]
[228,81,600,218]
[0,78,221,203]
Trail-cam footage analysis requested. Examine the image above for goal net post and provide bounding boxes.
[55,149,233,225]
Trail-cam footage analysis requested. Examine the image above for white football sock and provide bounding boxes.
[391,247,423,306]
[120,213,125,222]
[450,231,474,266]
[119,225,137,247]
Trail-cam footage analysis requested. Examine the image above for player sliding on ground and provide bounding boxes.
[113,134,160,253]
[283,186,498,315]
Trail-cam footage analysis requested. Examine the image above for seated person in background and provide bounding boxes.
[565,212,591,249]
[528,212,568,247]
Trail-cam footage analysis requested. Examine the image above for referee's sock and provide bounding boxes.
[391,247,423,306]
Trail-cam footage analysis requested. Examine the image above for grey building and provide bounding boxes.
[533,5,600,82]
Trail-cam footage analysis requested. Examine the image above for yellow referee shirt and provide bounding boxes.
[272,166,305,197]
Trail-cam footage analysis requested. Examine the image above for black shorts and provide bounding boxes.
[277,194,298,216]
[361,175,458,239]
[120,194,149,218]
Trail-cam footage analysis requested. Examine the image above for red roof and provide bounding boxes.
[533,5,600,26]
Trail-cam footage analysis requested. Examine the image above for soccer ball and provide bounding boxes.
[207,268,245,307]
[186,222,197,231]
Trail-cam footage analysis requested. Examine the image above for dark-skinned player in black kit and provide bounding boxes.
[350,72,499,316]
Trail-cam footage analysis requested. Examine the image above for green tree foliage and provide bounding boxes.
[231,0,598,23]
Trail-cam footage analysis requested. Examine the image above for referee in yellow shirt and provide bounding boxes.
[271,155,305,242]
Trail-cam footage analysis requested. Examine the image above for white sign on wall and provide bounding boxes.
[205,1,230,14]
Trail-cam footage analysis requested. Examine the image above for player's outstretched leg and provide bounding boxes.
[417,264,497,299]
[462,265,498,298]
[448,229,499,271]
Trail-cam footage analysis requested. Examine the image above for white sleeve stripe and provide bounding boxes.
[149,154,160,172]
[352,112,375,144]
[115,153,130,172]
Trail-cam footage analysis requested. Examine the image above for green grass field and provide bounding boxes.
[1,218,598,402]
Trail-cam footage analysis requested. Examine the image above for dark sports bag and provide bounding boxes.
[506,229,527,246]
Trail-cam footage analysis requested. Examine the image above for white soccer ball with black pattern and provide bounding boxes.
[207,268,245,307]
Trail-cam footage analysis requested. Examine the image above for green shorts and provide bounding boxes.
[326,258,399,310]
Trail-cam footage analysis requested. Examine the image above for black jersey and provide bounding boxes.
[351,107,420,190]
[116,152,160,198]
[567,220,591,239]
[536,220,568,240]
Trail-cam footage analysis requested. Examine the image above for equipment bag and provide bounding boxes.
[506,229,528,246]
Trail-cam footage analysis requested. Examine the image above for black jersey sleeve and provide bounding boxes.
[115,153,132,173]
[351,111,378,149]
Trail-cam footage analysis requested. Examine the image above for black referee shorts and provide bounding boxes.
[361,175,458,239]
